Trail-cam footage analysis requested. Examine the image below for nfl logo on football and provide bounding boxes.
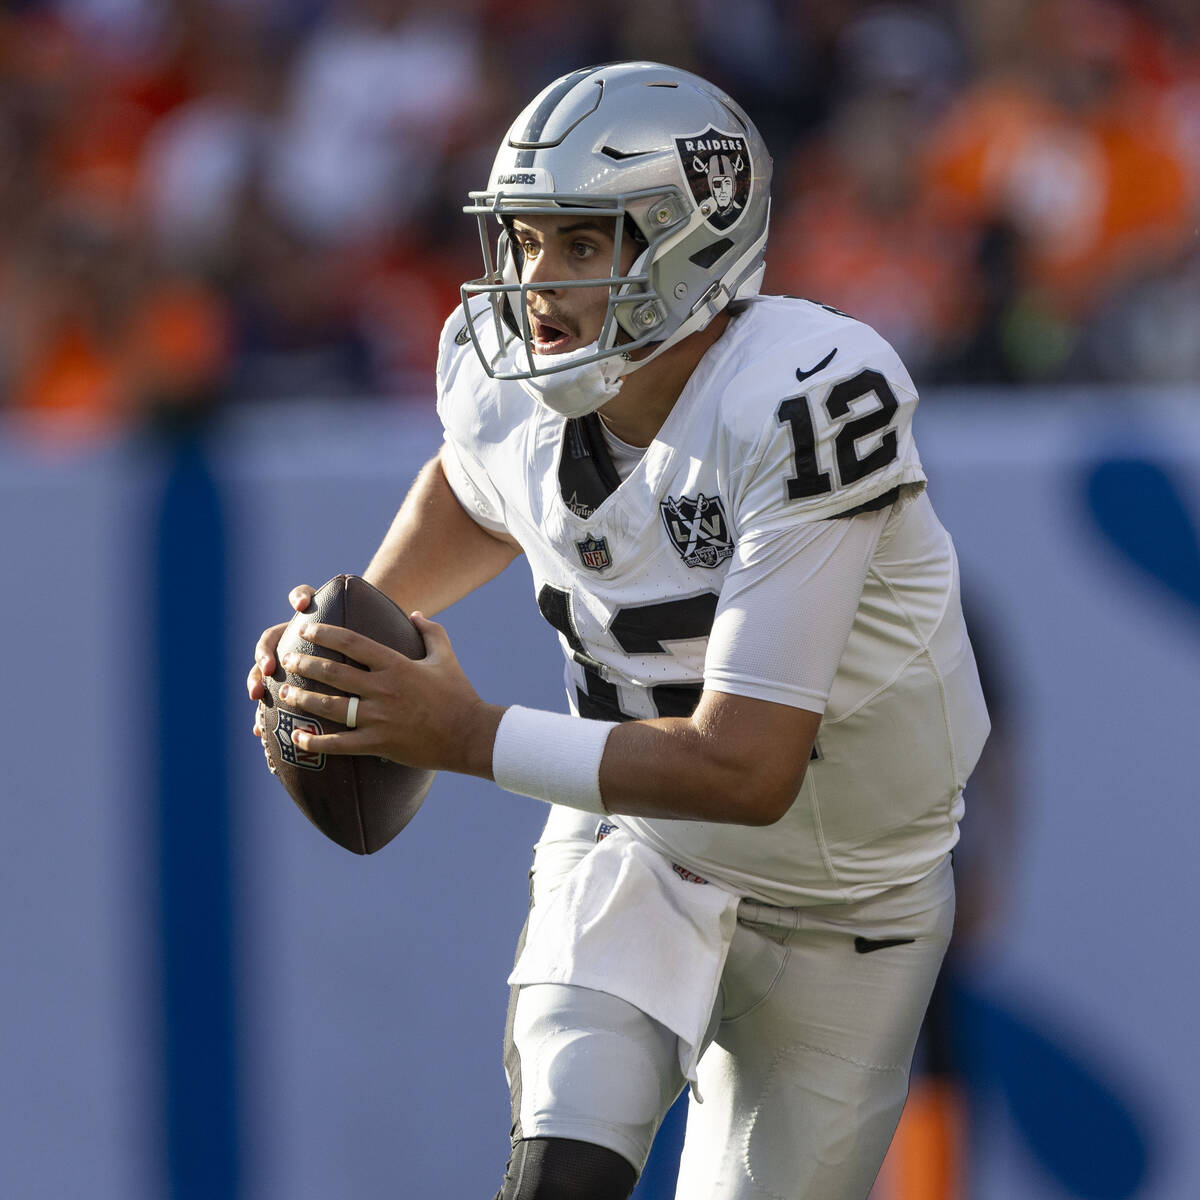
[276,710,325,770]
[576,535,612,571]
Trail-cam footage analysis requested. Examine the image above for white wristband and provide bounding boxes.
[492,705,616,813]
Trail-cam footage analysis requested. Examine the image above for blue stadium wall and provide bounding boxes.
[1,392,1196,1199]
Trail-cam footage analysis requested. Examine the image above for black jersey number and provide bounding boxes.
[536,584,718,722]
[777,368,899,500]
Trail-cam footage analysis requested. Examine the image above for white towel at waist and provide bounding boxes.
[509,828,740,1087]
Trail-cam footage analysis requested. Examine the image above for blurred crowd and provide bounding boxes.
[0,0,1197,440]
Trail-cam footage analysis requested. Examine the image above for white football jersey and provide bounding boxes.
[438,294,989,905]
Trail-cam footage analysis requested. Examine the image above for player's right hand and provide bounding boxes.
[249,585,315,736]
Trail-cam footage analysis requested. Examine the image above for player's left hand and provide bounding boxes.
[277,613,501,779]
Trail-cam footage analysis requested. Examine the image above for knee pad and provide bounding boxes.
[514,1001,668,1134]
[508,984,681,1173]
[494,1137,637,1200]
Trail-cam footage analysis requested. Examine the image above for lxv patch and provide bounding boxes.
[661,493,734,569]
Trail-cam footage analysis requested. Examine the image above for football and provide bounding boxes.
[258,574,436,854]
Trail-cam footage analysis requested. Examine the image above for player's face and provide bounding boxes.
[511,215,637,354]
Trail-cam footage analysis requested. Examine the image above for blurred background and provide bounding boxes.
[1,0,1197,1198]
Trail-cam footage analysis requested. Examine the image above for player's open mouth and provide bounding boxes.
[531,315,574,354]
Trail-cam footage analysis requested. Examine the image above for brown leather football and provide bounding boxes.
[258,574,435,854]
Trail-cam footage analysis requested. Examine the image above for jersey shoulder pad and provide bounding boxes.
[435,299,527,452]
[435,298,489,398]
[716,297,926,529]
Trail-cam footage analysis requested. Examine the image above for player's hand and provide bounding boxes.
[248,585,316,737]
[274,613,502,778]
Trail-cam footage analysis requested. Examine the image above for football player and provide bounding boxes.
[249,62,990,1200]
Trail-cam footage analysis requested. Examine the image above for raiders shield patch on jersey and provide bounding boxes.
[661,493,734,568]
[577,534,612,571]
[675,127,751,232]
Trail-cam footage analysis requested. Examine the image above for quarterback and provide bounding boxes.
[249,62,990,1200]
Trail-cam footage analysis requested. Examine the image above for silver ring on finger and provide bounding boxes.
[345,696,360,730]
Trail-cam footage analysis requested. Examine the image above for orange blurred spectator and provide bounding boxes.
[766,91,980,377]
[133,275,234,405]
[925,0,1193,326]
[7,201,230,440]
[1148,0,1200,205]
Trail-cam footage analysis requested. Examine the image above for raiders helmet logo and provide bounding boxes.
[674,127,752,232]
[661,492,734,568]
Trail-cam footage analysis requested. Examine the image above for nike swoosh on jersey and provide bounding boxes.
[795,347,838,382]
[854,936,916,954]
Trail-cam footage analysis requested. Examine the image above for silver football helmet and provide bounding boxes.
[461,61,772,395]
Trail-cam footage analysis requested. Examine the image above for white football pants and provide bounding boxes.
[507,830,954,1200]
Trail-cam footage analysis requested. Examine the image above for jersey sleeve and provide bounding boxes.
[725,316,927,538]
[703,505,890,712]
[434,301,514,535]
[433,301,485,437]
[440,437,509,533]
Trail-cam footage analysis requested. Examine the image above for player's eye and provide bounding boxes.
[520,240,540,259]
[571,241,597,259]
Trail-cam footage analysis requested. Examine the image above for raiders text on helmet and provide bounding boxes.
[460,61,773,390]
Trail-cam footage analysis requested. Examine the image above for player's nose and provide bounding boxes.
[522,250,561,294]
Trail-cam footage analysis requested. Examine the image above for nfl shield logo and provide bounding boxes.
[661,492,735,569]
[576,534,612,571]
[275,709,325,770]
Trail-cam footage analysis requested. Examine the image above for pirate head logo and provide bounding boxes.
[674,127,752,232]
[661,492,734,569]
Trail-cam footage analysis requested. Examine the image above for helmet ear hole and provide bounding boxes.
[689,238,733,271]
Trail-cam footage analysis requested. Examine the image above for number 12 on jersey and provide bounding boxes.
[777,368,900,500]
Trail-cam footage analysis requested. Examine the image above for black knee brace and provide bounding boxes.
[494,1136,638,1200]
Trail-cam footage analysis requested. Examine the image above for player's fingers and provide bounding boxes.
[279,651,365,693]
[409,612,451,658]
[289,723,368,758]
[254,621,290,677]
[247,662,263,700]
[289,584,316,612]
[277,682,356,726]
[296,621,393,669]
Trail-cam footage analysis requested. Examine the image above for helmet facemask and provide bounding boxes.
[460,187,689,384]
